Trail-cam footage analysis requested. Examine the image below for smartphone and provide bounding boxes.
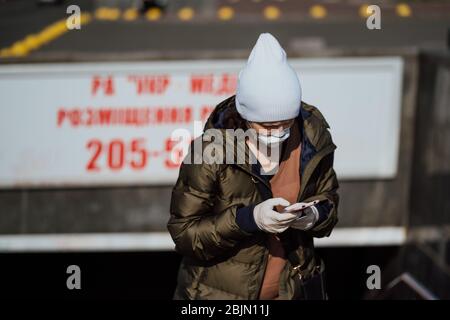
[282,199,324,214]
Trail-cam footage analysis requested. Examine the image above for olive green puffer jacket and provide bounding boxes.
[167,95,339,300]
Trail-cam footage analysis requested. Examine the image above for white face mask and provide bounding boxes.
[257,127,290,146]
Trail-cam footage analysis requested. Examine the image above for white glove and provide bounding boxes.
[289,205,319,230]
[253,198,298,233]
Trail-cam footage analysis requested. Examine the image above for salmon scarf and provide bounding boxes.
[258,120,302,300]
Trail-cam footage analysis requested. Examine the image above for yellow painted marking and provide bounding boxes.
[0,13,91,58]
[396,3,412,17]
[146,7,162,21]
[178,7,194,21]
[217,6,234,21]
[123,8,138,21]
[310,5,327,19]
[264,5,281,20]
[10,41,30,57]
[359,4,371,18]
[23,34,40,50]
[95,7,121,21]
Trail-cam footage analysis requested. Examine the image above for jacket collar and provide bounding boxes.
[202,95,334,174]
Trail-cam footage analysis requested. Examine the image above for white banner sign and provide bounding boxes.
[0,58,403,187]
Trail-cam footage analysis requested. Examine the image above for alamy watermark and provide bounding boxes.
[366,265,381,290]
[366,5,381,30]
[170,121,284,175]
[66,5,81,30]
[66,265,81,290]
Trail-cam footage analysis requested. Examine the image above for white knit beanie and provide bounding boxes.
[235,33,302,122]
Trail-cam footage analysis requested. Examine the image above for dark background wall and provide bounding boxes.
[0,246,400,299]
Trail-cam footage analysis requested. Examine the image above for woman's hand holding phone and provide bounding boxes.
[281,199,322,217]
[280,199,324,230]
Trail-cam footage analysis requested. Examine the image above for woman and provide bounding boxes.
[167,33,339,300]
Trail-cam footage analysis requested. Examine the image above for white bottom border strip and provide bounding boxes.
[0,227,406,252]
